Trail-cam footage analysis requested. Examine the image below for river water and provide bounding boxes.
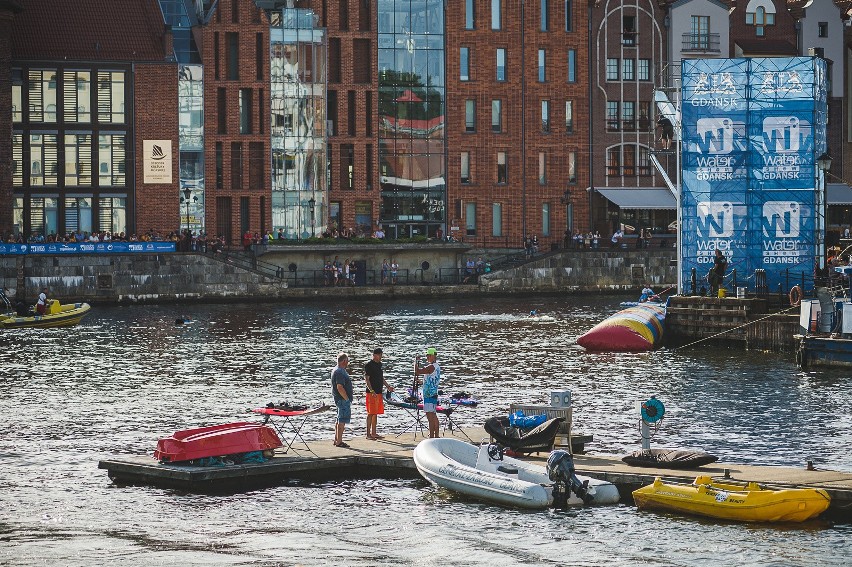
[1,296,850,566]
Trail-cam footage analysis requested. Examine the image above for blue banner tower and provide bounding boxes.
[680,57,828,293]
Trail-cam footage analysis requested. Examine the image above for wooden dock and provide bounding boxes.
[99,426,852,521]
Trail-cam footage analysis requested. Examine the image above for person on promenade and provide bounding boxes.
[35,287,49,315]
[708,249,728,297]
[657,115,674,150]
[331,352,354,448]
[414,347,441,438]
[390,260,399,284]
[381,259,390,285]
[364,347,394,440]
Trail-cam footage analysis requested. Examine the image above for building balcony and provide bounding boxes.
[622,32,638,46]
[682,33,720,53]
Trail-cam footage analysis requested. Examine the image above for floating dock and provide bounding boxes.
[99,427,852,521]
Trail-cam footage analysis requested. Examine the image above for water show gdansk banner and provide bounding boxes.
[680,57,828,292]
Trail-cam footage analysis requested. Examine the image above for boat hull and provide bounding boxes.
[1,302,91,329]
[577,303,666,352]
[797,335,852,368]
[154,422,283,463]
[633,476,830,522]
[413,438,620,509]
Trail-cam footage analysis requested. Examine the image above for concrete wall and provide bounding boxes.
[0,246,678,304]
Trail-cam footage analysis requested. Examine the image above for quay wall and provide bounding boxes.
[0,247,677,304]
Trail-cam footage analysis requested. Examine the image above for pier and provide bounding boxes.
[99,427,852,521]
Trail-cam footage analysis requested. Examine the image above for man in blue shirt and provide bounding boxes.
[414,347,441,438]
[331,352,353,448]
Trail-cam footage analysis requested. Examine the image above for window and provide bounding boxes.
[606,147,620,176]
[249,142,264,189]
[638,101,652,130]
[541,100,550,133]
[12,133,22,186]
[99,197,127,234]
[256,33,264,80]
[565,0,573,32]
[348,90,356,135]
[214,33,220,79]
[12,69,22,122]
[538,49,546,82]
[638,146,651,176]
[638,59,650,81]
[216,142,223,189]
[97,71,125,123]
[492,0,502,30]
[239,88,253,134]
[606,101,619,130]
[565,100,573,132]
[365,92,373,136]
[217,88,227,134]
[690,16,710,50]
[466,202,477,236]
[818,22,828,38]
[542,203,550,236]
[538,152,546,185]
[226,32,239,80]
[231,141,243,190]
[65,197,93,234]
[465,0,475,29]
[623,58,635,81]
[567,49,576,83]
[27,70,58,123]
[30,134,59,186]
[492,203,502,237]
[63,71,91,123]
[568,151,576,183]
[623,145,636,176]
[541,0,549,31]
[491,99,503,133]
[622,101,635,130]
[622,15,636,45]
[465,99,476,132]
[98,134,126,186]
[460,47,470,81]
[64,134,92,186]
[606,58,619,81]
[496,48,506,81]
[496,152,507,184]
[461,152,471,183]
[746,3,775,37]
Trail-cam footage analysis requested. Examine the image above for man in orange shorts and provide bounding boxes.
[364,347,394,440]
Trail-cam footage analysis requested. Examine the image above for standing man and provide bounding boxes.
[35,288,49,315]
[708,249,728,297]
[414,347,441,438]
[364,348,394,440]
[657,115,674,150]
[331,352,353,448]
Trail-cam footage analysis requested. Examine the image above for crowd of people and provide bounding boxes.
[331,346,441,448]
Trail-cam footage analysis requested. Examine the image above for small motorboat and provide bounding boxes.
[633,476,831,522]
[0,299,91,329]
[154,422,283,463]
[577,303,666,351]
[413,438,621,509]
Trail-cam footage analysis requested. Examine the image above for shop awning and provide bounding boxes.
[595,188,676,210]
[827,183,852,205]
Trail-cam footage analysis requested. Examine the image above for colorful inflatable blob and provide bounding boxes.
[576,303,666,352]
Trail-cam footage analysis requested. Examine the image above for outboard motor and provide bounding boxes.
[547,450,592,507]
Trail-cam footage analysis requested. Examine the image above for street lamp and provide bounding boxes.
[308,197,316,237]
[182,187,192,236]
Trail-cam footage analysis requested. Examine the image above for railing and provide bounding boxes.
[622,31,638,46]
[682,33,720,53]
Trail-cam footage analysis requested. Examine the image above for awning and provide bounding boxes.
[827,183,852,205]
[595,188,676,210]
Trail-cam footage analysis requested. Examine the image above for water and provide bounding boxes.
[1,296,850,566]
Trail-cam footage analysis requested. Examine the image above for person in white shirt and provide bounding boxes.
[36,287,49,315]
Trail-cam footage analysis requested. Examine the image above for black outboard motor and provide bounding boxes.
[547,450,592,508]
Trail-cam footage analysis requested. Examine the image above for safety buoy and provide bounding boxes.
[789,285,803,307]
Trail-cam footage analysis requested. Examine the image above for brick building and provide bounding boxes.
[6,0,179,240]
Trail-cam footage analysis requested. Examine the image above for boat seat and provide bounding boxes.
[496,465,519,474]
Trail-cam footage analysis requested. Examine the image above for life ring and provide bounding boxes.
[789,285,803,307]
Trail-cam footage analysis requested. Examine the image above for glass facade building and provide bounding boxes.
[270,8,328,238]
[377,0,446,239]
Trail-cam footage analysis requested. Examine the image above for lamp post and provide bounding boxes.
[308,197,316,237]
[182,187,192,236]
[816,152,832,270]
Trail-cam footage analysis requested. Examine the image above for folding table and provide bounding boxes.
[250,404,330,456]
[384,392,471,441]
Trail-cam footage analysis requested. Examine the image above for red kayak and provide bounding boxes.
[154,422,283,463]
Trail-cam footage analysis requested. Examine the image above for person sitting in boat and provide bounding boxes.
[35,287,49,315]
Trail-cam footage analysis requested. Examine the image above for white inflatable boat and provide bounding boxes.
[413,438,620,509]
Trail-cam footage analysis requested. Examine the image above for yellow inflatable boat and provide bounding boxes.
[0,299,91,329]
[633,476,830,522]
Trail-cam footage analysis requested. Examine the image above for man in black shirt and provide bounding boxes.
[365,348,394,440]
[657,116,674,150]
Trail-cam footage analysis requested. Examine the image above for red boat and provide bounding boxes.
[154,422,283,463]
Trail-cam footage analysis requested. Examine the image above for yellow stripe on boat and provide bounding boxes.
[633,476,831,523]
